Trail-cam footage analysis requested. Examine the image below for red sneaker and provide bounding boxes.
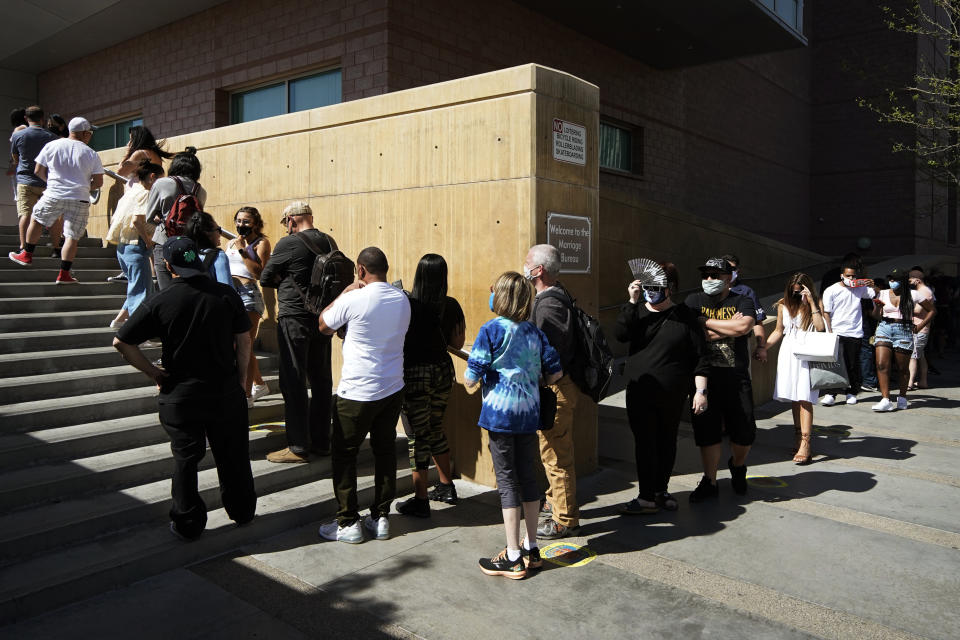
[55,270,79,285]
[8,250,32,266]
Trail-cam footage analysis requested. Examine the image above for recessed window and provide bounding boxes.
[600,121,642,174]
[231,69,342,124]
[90,117,143,151]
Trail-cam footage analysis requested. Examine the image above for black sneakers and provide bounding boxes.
[427,481,458,505]
[521,545,542,570]
[689,475,719,503]
[479,548,527,579]
[728,457,748,495]
[397,496,430,518]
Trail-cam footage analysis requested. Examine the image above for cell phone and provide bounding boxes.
[852,279,871,288]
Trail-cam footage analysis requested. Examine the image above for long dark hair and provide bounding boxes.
[887,269,913,322]
[185,211,219,250]
[46,114,67,137]
[125,125,174,160]
[780,272,821,330]
[411,254,448,313]
[135,161,164,184]
[168,146,201,180]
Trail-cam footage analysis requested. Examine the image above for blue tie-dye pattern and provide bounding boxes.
[465,316,562,433]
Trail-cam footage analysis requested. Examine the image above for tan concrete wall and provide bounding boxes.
[89,64,601,487]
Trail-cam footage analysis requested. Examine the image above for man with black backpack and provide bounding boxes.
[524,243,584,539]
[260,201,338,463]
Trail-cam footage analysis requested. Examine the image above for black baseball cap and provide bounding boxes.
[698,257,733,274]
[162,236,207,278]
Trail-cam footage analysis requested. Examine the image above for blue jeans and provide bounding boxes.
[860,335,877,387]
[117,241,154,314]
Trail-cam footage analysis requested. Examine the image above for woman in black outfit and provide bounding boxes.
[615,261,710,513]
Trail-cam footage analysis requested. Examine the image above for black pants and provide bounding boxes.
[159,389,257,539]
[626,381,685,500]
[332,389,405,525]
[278,315,333,455]
[832,335,862,395]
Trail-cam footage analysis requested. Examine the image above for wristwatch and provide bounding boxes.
[695,389,708,396]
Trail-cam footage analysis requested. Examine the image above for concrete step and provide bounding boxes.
[0,355,279,404]
[0,257,121,270]
[0,281,126,297]
[0,375,281,432]
[0,326,118,354]
[0,295,126,314]
[0,401,286,513]
[0,450,413,624]
[0,428,338,564]
[0,310,118,332]
[0,371,281,469]
[0,345,158,377]
[0,234,103,248]
[2,245,117,259]
[0,269,123,283]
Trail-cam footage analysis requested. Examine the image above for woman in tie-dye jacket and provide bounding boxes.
[465,271,562,580]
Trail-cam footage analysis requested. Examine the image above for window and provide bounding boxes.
[90,117,143,151]
[758,0,803,34]
[231,69,342,124]
[600,121,642,174]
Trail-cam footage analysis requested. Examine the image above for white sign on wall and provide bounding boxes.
[552,118,586,166]
[547,212,591,274]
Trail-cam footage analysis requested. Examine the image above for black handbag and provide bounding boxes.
[539,386,557,431]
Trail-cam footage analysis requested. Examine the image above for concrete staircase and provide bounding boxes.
[0,226,369,623]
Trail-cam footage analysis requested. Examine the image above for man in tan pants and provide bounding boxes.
[523,244,580,539]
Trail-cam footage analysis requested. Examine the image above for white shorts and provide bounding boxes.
[32,197,90,240]
[911,331,929,360]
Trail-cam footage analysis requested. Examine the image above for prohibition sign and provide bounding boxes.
[540,542,597,568]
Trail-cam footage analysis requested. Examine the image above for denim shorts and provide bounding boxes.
[875,320,914,353]
[233,279,265,315]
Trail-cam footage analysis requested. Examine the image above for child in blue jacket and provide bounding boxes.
[465,271,562,579]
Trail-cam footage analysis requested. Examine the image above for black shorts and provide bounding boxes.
[690,372,756,447]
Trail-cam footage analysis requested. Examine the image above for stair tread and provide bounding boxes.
[0,326,116,340]
[0,458,409,606]
[0,344,150,364]
[0,428,299,541]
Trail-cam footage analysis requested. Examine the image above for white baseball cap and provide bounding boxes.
[68,117,98,133]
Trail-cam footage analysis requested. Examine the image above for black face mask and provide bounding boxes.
[792,291,803,298]
[236,225,252,237]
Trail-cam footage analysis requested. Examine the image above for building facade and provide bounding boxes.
[2,0,956,258]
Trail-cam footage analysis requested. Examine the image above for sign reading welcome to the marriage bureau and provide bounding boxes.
[547,212,591,274]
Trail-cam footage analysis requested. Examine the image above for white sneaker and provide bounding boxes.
[872,398,895,412]
[363,515,390,540]
[820,394,836,406]
[318,520,364,544]
[251,383,270,400]
[845,394,858,405]
[896,396,909,410]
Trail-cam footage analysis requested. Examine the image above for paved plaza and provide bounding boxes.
[2,350,958,640]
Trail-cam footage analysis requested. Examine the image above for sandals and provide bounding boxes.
[792,426,802,455]
[655,491,679,511]
[793,434,813,465]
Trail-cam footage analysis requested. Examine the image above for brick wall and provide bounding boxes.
[38,0,390,138]
[37,0,820,253]
[386,0,813,249]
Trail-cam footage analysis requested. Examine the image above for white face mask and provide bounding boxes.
[842,276,855,287]
[702,279,725,296]
[522,265,537,281]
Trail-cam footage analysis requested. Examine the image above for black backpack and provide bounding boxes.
[292,232,354,313]
[537,287,614,402]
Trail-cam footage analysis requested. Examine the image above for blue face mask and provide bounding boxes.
[889,280,900,290]
[702,279,725,296]
[489,292,495,311]
[644,289,666,304]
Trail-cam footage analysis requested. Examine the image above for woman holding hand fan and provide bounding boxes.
[615,259,710,514]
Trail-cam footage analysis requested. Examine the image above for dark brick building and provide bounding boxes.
[2,0,956,258]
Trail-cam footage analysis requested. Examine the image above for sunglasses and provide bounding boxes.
[280,214,306,225]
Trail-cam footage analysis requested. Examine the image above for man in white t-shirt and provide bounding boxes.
[317,246,411,544]
[8,117,104,284]
[821,262,875,405]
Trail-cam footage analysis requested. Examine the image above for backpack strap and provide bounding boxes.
[288,231,336,311]
[171,176,185,196]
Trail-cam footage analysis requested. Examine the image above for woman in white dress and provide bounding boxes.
[766,273,826,464]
